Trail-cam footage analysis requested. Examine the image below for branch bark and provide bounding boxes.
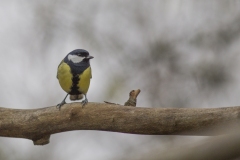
[0,103,240,145]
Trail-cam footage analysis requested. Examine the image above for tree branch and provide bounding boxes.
[0,103,240,145]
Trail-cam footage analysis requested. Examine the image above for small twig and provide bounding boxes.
[104,89,141,107]
[104,101,120,105]
[124,89,141,107]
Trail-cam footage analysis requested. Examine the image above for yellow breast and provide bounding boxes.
[78,66,92,94]
[57,62,92,94]
[57,62,73,93]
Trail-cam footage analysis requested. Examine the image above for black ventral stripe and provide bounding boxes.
[63,57,90,95]
[70,75,80,95]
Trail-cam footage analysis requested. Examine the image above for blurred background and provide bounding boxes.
[1,0,240,159]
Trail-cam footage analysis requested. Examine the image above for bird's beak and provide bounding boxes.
[86,55,94,59]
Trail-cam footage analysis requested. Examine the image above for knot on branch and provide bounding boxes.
[33,135,50,145]
[69,107,81,120]
[124,89,141,107]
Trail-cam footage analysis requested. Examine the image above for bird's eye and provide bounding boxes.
[77,54,81,56]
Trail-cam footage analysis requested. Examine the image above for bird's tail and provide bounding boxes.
[70,94,83,101]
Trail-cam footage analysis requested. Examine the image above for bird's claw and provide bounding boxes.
[56,101,66,110]
[81,98,88,107]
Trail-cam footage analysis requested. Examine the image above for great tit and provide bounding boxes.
[56,49,94,109]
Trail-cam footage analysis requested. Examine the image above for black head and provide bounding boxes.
[67,49,94,63]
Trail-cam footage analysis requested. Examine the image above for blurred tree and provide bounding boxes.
[0,0,240,160]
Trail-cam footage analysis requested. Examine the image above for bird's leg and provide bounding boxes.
[81,94,88,107]
[56,94,69,110]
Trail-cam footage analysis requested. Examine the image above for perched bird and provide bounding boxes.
[56,49,94,109]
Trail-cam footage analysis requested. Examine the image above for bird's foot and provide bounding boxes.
[56,100,66,110]
[81,98,88,107]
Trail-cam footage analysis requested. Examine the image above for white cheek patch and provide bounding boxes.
[68,55,85,63]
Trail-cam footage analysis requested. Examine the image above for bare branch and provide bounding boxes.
[0,103,240,145]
